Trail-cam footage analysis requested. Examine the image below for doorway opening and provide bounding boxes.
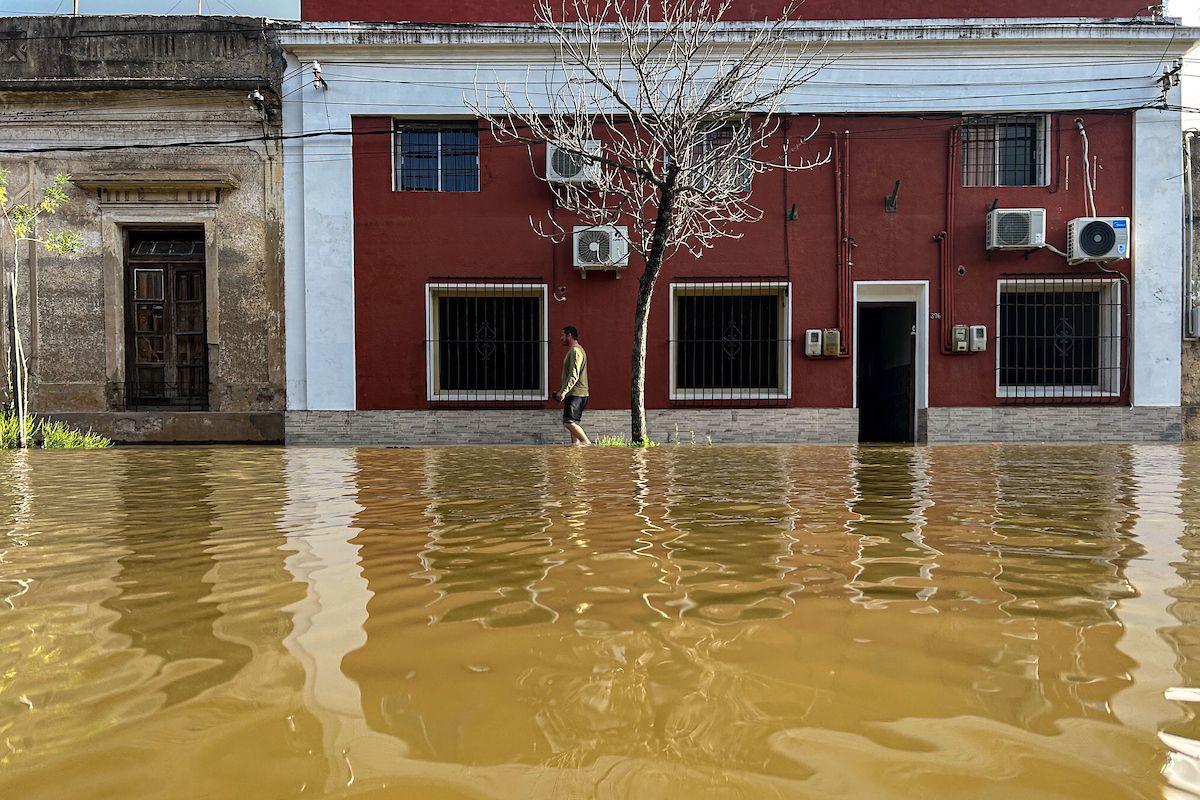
[124,228,208,410]
[857,302,916,442]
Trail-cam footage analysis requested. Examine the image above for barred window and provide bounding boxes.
[962,115,1048,187]
[670,282,790,402]
[674,122,753,194]
[997,277,1123,400]
[425,284,546,402]
[394,122,479,192]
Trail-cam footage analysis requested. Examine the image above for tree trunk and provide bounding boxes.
[629,183,675,444]
[6,265,27,448]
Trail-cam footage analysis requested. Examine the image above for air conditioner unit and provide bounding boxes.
[986,208,1046,250]
[1067,217,1130,265]
[573,225,629,270]
[547,141,601,185]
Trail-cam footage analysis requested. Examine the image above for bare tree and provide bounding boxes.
[471,0,828,444]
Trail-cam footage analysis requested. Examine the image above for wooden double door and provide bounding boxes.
[125,231,208,409]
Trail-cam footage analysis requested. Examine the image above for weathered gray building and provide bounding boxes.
[0,15,286,442]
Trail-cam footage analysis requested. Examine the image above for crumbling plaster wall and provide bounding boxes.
[1185,132,1200,438]
[0,16,286,418]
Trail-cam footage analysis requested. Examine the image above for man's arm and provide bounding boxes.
[560,347,584,399]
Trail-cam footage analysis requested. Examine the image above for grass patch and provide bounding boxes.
[0,412,112,449]
[594,434,660,448]
[0,413,33,448]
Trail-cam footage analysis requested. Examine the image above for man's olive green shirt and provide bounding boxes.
[560,344,589,397]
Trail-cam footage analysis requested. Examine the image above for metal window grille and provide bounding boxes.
[962,115,1048,187]
[426,282,547,405]
[394,122,479,192]
[687,122,753,193]
[997,275,1126,403]
[670,281,790,406]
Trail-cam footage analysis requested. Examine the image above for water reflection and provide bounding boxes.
[3,444,1200,798]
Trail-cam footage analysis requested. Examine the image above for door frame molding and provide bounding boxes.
[853,281,928,441]
[100,207,218,409]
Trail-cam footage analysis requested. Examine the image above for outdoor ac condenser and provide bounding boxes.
[547,141,602,185]
[573,225,629,269]
[1067,217,1130,265]
[986,208,1046,250]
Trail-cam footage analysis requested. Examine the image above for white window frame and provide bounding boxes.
[392,121,480,193]
[962,114,1050,188]
[668,281,791,401]
[425,283,548,402]
[995,277,1122,399]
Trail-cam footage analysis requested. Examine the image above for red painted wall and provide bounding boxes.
[305,0,1146,23]
[352,113,1133,411]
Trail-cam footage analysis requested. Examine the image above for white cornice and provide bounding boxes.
[279,18,1199,51]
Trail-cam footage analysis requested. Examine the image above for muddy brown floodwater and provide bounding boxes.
[2,444,1200,799]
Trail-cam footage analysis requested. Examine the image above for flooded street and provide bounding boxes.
[2,444,1200,799]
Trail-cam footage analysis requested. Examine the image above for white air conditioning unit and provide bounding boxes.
[573,225,629,270]
[1067,217,1130,265]
[986,208,1046,250]
[547,141,601,185]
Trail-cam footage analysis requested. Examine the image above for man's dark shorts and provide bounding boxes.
[563,395,588,424]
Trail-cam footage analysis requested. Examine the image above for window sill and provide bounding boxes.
[997,387,1119,399]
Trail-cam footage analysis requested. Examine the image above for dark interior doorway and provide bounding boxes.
[857,302,916,443]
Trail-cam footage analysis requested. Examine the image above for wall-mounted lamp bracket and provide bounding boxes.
[884,180,900,213]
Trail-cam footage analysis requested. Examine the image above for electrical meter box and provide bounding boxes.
[822,329,841,357]
[805,329,822,357]
[951,324,970,352]
[970,325,987,352]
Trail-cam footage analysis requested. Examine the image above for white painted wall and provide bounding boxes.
[1134,86,1185,406]
[280,19,1198,410]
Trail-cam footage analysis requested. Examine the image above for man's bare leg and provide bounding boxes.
[564,422,591,446]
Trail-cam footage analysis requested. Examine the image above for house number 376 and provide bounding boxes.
[929,312,942,320]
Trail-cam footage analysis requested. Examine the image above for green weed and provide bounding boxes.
[594,434,660,448]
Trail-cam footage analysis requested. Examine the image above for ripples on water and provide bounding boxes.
[1,444,1200,798]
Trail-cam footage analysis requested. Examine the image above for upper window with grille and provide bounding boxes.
[962,115,1049,187]
[393,122,479,192]
[674,122,753,194]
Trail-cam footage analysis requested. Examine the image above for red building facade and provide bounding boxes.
[282,3,1192,443]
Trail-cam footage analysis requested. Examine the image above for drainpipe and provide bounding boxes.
[1186,130,1198,339]
[937,126,960,354]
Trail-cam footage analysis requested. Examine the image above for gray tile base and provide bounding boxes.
[285,408,859,445]
[924,406,1182,443]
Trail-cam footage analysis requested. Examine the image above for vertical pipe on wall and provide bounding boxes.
[782,118,791,278]
[939,125,959,354]
[831,130,851,358]
[833,131,844,338]
[842,130,852,356]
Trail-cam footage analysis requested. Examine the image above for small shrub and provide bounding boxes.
[0,413,34,448]
[0,412,112,449]
[594,434,660,448]
[38,418,112,449]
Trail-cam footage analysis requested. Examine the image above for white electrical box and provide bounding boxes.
[805,329,823,357]
[951,324,970,353]
[822,329,841,357]
[970,325,987,352]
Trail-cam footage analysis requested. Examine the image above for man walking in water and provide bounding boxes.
[553,325,591,446]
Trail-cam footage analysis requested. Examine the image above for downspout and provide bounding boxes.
[936,125,960,354]
[833,131,843,335]
[842,129,853,356]
[783,117,791,278]
[1186,130,1197,339]
[831,130,851,358]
